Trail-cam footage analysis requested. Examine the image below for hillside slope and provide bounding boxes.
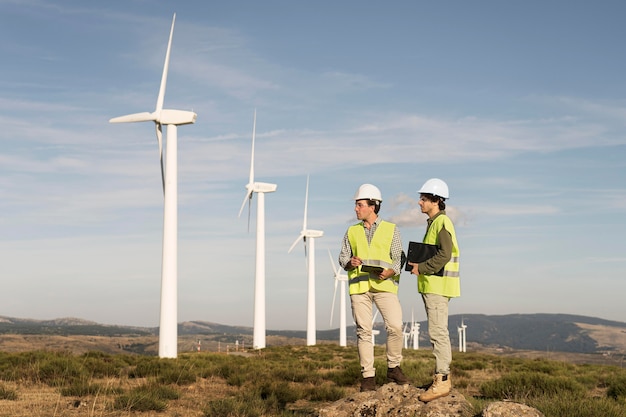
[1,313,625,354]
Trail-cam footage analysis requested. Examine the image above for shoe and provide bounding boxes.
[386,366,409,385]
[418,373,451,402]
[360,376,376,392]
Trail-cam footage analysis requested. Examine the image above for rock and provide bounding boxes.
[314,383,545,417]
[482,401,545,417]
[314,383,473,417]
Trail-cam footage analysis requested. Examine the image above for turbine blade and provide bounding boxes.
[156,14,176,113]
[238,189,253,218]
[156,123,165,194]
[246,196,252,233]
[327,249,339,275]
[288,234,303,253]
[303,236,308,258]
[109,112,154,123]
[248,110,256,185]
[302,175,309,230]
[330,279,338,326]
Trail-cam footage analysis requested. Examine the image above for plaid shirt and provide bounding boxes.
[339,217,404,275]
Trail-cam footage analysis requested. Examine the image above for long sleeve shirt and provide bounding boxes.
[419,211,453,275]
[339,217,404,276]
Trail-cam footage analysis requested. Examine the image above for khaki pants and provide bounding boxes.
[351,291,403,378]
[422,293,452,374]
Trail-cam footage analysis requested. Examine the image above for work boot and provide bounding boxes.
[387,366,410,385]
[360,376,376,392]
[418,373,451,402]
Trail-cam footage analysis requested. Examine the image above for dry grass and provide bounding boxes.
[0,366,241,417]
[1,335,625,417]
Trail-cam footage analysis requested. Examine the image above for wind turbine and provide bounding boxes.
[410,309,420,350]
[328,249,348,347]
[238,110,277,349]
[109,14,196,359]
[461,319,467,352]
[288,175,323,346]
[402,322,410,349]
[371,308,380,346]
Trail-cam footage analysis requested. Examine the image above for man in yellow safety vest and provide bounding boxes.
[408,178,460,402]
[339,183,409,392]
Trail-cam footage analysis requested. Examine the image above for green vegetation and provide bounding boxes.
[0,346,625,416]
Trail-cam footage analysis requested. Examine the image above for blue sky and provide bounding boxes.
[1,0,625,330]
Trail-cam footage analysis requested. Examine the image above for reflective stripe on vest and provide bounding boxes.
[347,221,400,295]
[418,214,461,298]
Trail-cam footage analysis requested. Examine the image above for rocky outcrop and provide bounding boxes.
[314,383,544,417]
[315,383,472,417]
[482,401,545,417]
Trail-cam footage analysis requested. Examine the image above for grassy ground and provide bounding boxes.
[0,344,625,417]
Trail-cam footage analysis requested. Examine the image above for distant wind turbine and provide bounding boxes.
[288,175,323,346]
[410,309,420,350]
[109,14,196,359]
[328,249,348,347]
[458,318,467,353]
[402,322,410,349]
[238,110,277,349]
[372,308,380,346]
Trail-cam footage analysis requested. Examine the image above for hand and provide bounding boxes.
[408,262,419,275]
[379,268,394,280]
[349,256,362,269]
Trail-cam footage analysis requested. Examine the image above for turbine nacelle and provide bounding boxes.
[110,109,197,125]
[250,182,278,193]
[288,229,324,254]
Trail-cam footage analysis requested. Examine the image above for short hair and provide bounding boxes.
[362,199,381,214]
[420,193,446,211]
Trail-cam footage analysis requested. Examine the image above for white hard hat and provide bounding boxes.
[419,178,449,199]
[354,183,382,202]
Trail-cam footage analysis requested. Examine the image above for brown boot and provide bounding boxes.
[418,373,451,402]
[387,366,410,385]
[360,376,376,392]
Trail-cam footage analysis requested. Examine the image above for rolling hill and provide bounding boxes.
[1,313,625,355]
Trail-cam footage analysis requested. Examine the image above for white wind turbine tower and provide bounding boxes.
[238,110,277,350]
[328,249,348,347]
[288,175,324,346]
[461,319,467,352]
[109,14,196,359]
[410,309,420,350]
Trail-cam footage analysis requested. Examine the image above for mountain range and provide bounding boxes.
[1,313,625,355]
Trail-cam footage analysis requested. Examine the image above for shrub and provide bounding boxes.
[113,393,168,412]
[37,354,87,386]
[204,396,266,417]
[607,375,626,400]
[480,371,584,400]
[306,383,345,402]
[60,380,103,396]
[530,391,626,417]
[111,383,179,412]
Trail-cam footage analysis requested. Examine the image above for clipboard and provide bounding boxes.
[360,259,385,275]
[404,241,438,272]
[360,264,385,275]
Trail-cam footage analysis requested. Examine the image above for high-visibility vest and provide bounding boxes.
[347,221,400,295]
[418,214,460,298]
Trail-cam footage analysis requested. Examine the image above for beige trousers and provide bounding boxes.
[351,291,404,378]
[422,293,452,375]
